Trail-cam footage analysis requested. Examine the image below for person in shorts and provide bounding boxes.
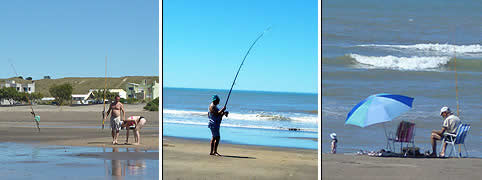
[429,106,461,157]
[104,95,126,145]
[208,95,228,156]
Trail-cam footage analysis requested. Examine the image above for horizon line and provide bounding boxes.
[163,86,318,95]
[0,75,160,80]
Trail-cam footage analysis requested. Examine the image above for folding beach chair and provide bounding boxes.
[387,121,416,156]
[440,124,470,158]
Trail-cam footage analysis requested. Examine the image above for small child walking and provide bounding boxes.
[330,133,337,154]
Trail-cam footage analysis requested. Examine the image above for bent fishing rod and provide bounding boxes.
[224,26,271,108]
[9,59,40,132]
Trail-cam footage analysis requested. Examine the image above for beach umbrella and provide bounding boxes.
[345,94,414,128]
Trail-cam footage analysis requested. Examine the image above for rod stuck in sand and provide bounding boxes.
[8,59,40,132]
[102,56,107,130]
[224,26,271,108]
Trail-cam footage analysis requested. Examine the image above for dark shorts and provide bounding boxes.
[209,127,220,137]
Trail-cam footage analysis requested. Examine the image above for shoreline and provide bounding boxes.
[322,153,482,180]
[162,136,318,180]
[164,135,318,151]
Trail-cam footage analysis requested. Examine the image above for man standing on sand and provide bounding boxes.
[104,95,126,145]
[429,106,461,157]
[208,95,228,156]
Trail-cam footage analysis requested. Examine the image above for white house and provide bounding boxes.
[41,97,55,101]
[0,80,35,94]
[72,94,91,104]
[89,89,127,99]
[0,80,36,105]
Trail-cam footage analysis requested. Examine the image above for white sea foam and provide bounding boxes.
[348,53,451,70]
[357,43,482,56]
[163,119,318,132]
[163,109,318,123]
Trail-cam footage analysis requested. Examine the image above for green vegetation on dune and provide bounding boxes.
[144,97,159,111]
[0,76,159,97]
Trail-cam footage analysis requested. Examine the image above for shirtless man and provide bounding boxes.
[122,116,147,145]
[104,95,126,145]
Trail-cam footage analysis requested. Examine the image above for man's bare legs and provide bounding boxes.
[430,130,442,157]
[112,130,120,145]
[112,130,116,144]
[210,137,216,155]
[115,131,120,144]
[210,136,221,156]
[213,137,221,156]
[441,142,447,157]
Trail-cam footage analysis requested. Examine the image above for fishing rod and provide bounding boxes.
[224,26,271,108]
[8,59,40,132]
[102,56,107,130]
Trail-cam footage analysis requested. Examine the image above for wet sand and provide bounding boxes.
[322,153,482,180]
[0,104,159,150]
[74,151,159,160]
[162,136,318,180]
[0,142,159,179]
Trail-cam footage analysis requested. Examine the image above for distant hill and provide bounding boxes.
[0,76,159,97]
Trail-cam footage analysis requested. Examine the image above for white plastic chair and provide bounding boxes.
[440,124,470,158]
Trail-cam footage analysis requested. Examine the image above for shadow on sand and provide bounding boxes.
[219,155,256,159]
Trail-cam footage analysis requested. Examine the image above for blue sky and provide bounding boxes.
[163,0,318,93]
[0,0,159,80]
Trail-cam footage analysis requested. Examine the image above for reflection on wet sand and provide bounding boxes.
[107,147,148,177]
[0,142,158,179]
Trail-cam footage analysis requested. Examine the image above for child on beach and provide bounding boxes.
[122,116,147,145]
[330,133,337,154]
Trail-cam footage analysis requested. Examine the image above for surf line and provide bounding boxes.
[224,26,271,108]
[8,59,40,132]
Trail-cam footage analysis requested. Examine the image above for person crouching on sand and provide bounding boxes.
[330,133,337,154]
[429,106,461,157]
[104,95,126,145]
[122,116,147,145]
[208,95,228,156]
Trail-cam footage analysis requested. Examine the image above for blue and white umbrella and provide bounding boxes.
[345,94,414,128]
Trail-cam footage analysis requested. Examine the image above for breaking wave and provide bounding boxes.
[356,43,482,57]
[322,54,482,72]
[162,109,318,123]
[348,54,451,70]
[163,120,318,132]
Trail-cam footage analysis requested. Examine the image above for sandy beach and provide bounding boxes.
[322,153,482,180]
[0,104,159,150]
[162,136,318,180]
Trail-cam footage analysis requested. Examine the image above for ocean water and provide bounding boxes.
[322,0,482,157]
[163,87,318,149]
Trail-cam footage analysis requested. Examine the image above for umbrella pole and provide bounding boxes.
[383,123,391,151]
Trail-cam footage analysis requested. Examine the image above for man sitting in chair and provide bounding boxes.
[429,107,461,157]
